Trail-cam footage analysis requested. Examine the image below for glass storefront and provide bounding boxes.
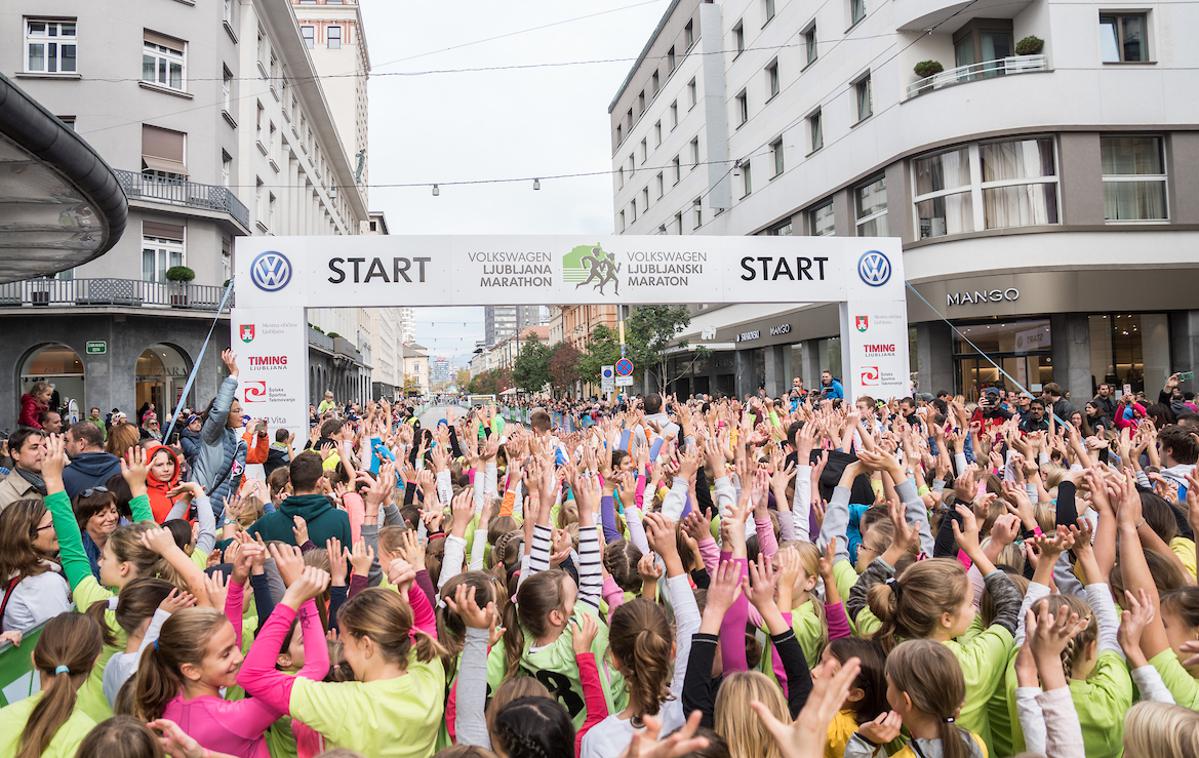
[1087,313,1170,393]
[953,319,1053,400]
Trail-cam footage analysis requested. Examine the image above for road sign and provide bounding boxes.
[615,358,634,376]
[85,341,106,355]
[615,375,634,387]
[600,365,615,382]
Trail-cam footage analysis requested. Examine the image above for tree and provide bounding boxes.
[548,342,581,393]
[625,305,707,395]
[577,325,621,383]
[512,335,551,392]
[468,368,513,395]
[454,368,471,389]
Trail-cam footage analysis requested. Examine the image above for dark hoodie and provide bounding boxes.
[62,451,123,499]
[245,493,351,549]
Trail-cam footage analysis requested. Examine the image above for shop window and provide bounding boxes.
[21,344,85,413]
[953,319,1052,400]
[1087,313,1170,394]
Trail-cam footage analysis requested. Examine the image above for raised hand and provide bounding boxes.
[281,566,331,610]
[445,583,496,631]
[386,557,416,592]
[268,542,306,587]
[220,348,239,376]
[291,515,310,547]
[744,553,780,615]
[1119,588,1156,667]
[158,588,196,615]
[201,570,229,611]
[449,487,474,537]
[41,434,68,485]
[703,560,744,622]
[751,656,862,758]
[122,445,151,495]
[349,539,375,578]
[326,537,348,586]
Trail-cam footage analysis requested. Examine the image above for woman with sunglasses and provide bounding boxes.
[0,497,70,633]
[74,484,120,581]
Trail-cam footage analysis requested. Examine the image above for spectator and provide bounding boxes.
[317,390,336,416]
[246,451,351,549]
[1019,398,1050,433]
[62,422,122,500]
[189,349,245,517]
[144,444,182,524]
[1092,382,1118,420]
[85,407,107,441]
[264,428,292,478]
[178,414,203,468]
[0,428,47,512]
[1041,382,1074,422]
[0,498,70,633]
[105,422,141,459]
[18,381,52,430]
[139,413,162,442]
[819,369,845,400]
[38,409,63,435]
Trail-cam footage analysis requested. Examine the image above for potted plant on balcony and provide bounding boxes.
[166,265,195,307]
[1015,35,1044,55]
[913,60,944,94]
[1010,36,1045,71]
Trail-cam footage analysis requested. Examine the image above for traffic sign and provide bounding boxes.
[85,341,106,355]
[600,365,615,381]
[615,358,634,376]
[615,375,634,387]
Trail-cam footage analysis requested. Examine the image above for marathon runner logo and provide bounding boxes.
[250,251,292,293]
[563,244,620,295]
[239,324,255,343]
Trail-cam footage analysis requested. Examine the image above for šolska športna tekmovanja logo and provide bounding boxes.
[563,244,620,296]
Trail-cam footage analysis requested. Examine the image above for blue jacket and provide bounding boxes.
[62,451,122,499]
[821,378,845,400]
[189,376,246,517]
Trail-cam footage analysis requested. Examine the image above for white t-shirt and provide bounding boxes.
[581,700,685,758]
[1,568,71,633]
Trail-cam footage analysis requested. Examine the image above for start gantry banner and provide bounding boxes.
[232,235,910,436]
[234,235,903,307]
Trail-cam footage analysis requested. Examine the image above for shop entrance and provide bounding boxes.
[953,319,1052,400]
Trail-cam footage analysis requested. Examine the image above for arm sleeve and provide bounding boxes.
[438,534,468,590]
[360,522,384,588]
[574,652,609,753]
[718,558,749,674]
[527,522,554,576]
[826,601,852,641]
[468,524,487,572]
[697,537,719,576]
[713,475,736,513]
[1015,582,1052,647]
[249,572,275,631]
[1037,686,1087,758]
[661,478,688,522]
[777,508,796,544]
[486,461,499,497]
[792,465,812,541]
[455,627,492,748]
[576,523,603,611]
[681,633,719,729]
[666,574,701,698]
[414,569,437,610]
[130,493,154,524]
[436,469,453,507]
[818,485,852,563]
[982,568,1021,637]
[408,581,437,637]
[694,467,716,518]
[600,496,622,543]
[194,494,217,556]
[1132,664,1176,704]
[1085,583,1123,657]
[226,579,246,650]
[847,557,894,624]
[1015,686,1047,756]
[624,505,650,555]
[754,513,778,559]
[1056,481,1079,527]
[236,600,329,714]
[896,478,933,558]
[772,629,813,718]
[202,376,238,444]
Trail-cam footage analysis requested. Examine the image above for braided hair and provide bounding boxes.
[1031,594,1096,680]
[491,696,575,758]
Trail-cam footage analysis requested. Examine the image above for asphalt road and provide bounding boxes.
[417,404,470,428]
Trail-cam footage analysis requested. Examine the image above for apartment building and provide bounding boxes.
[610,0,1199,400]
[0,0,376,417]
[484,305,546,347]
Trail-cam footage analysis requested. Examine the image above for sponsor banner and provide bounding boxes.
[234,236,902,308]
[842,301,910,401]
[230,306,308,444]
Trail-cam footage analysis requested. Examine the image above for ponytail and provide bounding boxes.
[85,599,118,648]
[608,599,672,719]
[936,718,974,758]
[866,559,969,653]
[885,640,970,758]
[18,613,103,758]
[132,607,226,721]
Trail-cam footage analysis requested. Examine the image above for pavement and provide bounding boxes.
[417,404,470,428]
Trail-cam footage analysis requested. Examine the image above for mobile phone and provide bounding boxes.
[1178,371,1195,383]
[1123,384,1133,397]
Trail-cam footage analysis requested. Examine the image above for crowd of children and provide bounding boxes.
[1,382,1199,758]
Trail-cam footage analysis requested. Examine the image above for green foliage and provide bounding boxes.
[577,325,621,381]
[468,368,512,395]
[165,265,195,282]
[913,60,944,78]
[1014,35,1043,55]
[512,335,551,392]
[625,305,704,393]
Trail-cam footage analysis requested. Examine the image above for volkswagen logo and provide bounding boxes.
[857,250,891,287]
[250,251,292,292]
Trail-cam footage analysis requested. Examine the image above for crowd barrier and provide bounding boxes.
[0,622,45,707]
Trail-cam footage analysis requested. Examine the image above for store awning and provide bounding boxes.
[0,72,127,282]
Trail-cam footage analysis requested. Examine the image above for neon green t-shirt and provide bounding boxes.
[1150,648,1199,709]
[1070,650,1132,758]
[0,692,96,757]
[944,618,1013,749]
[487,605,627,729]
[70,575,124,723]
[289,655,445,757]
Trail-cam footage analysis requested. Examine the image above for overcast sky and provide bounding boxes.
[361,0,670,365]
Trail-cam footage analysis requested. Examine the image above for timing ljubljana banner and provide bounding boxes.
[231,235,909,432]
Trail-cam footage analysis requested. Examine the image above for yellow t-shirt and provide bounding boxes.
[826,709,859,758]
[289,656,445,757]
[1170,537,1197,579]
[890,730,987,758]
[0,692,97,758]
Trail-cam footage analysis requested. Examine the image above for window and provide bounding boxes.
[690,137,700,167]
[1100,12,1148,62]
[327,25,342,49]
[672,155,681,184]
[616,123,623,145]
[626,108,634,129]
[808,109,823,152]
[913,137,1059,239]
[767,220,793,235]
[631,200,638,222]
[854,72,872,121]
[628,153,635,176]
[268,192,277,226]
[221,150,232,187]
[670,100,679,129]
[619,210,626,232]
[141,124,187,178]
[667,46,676,73]
[850,0,866,27]
[735,90,748,126]
[255,177,265,222]
[221,66,233,112]
[142,31,185,90]
[638,90,646,115]
[733,22,745,56]
[640,138,648,164]
[855,175,888,235]
[301,26,315,48]
[1101,135,1167,221]
[770,137,784,176]
[142,230,184,283]
[808,201,835,236]
[764,0,777,23]
[25,18,77,74]
[685,20,694,49]
[766,58,780,99]
[256,101,265,142]
[656,171,664,198]
[740,160,753,197]
[693,197,703,228]
[222,237,232,282]
[641,187,650,211]
[256,28,267,68]
[953,18,1013,70]
[654,120,662,146]
[804,23,818,66]
[223,0,233,24]
[652,70,660,96]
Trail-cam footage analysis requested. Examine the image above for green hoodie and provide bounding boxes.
[247,493,352,550]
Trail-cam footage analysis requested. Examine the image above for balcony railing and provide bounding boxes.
[906,54,1048,99]
[115,169,250,230]
[0,278,229,311]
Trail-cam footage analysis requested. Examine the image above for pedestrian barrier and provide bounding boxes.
[0,622,45,707]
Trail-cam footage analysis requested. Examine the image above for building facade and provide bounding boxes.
[610,0,1199,401]
[402,342,430,397]
[0,0,373,420]
[484,305,545,347]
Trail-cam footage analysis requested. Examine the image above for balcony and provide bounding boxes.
[114,169,250,230]
[0,278,229,311]
[906,55,1048,100]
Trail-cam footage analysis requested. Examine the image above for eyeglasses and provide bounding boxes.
[35,522,55,532]
[79,486,109,498]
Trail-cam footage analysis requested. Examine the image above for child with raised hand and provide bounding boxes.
[0,612,104,758]
[244,555,446,757]
[581,512,700,758]
[846,639,986,758]
[1021,602,1090,757]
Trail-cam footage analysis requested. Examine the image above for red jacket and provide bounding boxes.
[145,443,183,523]
[18,393,45,429]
